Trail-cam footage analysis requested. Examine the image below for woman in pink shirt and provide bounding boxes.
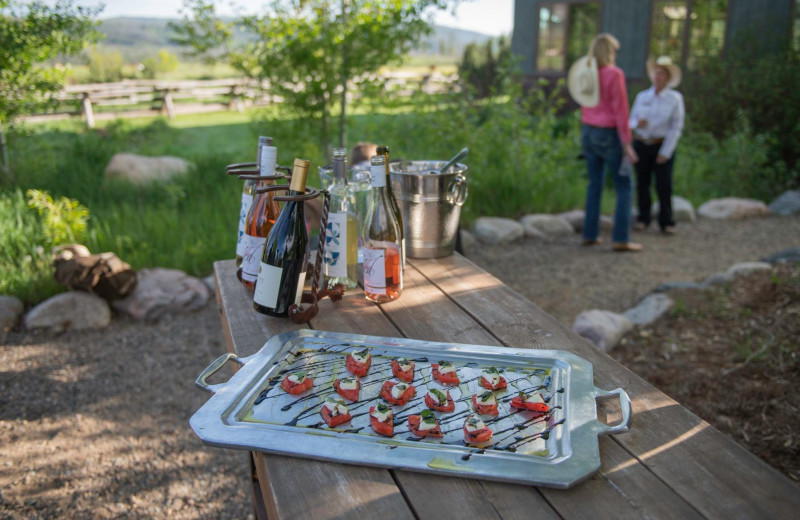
[580,34,641,252]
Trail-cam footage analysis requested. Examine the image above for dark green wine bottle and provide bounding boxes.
[253,159,310,317]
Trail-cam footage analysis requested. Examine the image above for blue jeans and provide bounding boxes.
[581,125,632,243]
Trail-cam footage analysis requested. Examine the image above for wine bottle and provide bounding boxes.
[376,144,406,266]
[362,154,403,303]
[254,159,311,316]
[323,147,358,289]
[235,136,271,269]
[240,143,282,290]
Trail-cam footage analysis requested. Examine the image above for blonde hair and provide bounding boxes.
[590,33,620,66]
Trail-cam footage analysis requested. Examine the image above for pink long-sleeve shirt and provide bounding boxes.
[580,65,632,145]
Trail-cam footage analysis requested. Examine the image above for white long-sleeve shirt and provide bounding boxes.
[629,86,685,159]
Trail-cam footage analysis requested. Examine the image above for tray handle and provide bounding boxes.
[196,353,244,394]
[594,387,632,435]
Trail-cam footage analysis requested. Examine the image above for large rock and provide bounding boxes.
[473,217,525,245]
[519,214,574,239]
[0,295,24,330]
[697,197,769,220]
[24,292,111,332]
[763,247,800,265]
[557,210,613,233]
[726,262,773,278]
[652,195,696,222]
[104,153,193,184]
[572,310,633,352]
[654,280,706,292]
[112,268,210,321]
[768,190,800,215]
[623,294,674,326]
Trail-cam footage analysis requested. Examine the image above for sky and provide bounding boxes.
[89,0,514,36]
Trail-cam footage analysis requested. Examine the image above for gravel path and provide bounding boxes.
[1,213,798,519]
[468,214,800,325]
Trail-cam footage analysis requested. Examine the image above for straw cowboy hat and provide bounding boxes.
[567,55,599,107]
[646,55,682,88]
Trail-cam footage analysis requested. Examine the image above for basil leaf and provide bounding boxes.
[484,367,498,374]
[377,403,390,413]
[480,391,494,401]
[430,388,447,404]
[420,409,436,424]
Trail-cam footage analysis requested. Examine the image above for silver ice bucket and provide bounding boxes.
[389,160,468,259]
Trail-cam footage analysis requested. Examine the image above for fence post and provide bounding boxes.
[228,85,245,113]
[163,90,176,119]
[81,93,95,129]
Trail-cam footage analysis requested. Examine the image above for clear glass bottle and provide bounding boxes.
[376,144,405,266]
[323,147,358,289]
[254,159,311,316]
[362,154,403,303]
[235,136,271,268]
[239,143,281,290]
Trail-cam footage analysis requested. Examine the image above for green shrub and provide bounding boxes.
[86,49,124,83]
[681,50,800,191]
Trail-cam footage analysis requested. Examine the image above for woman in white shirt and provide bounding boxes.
[629,56,685,234]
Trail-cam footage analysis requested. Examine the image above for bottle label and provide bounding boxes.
[294,270,307,305]
[240,234,266,282]
[254,262,282,308]
[363,247,387,295]
[370,165,386,187]
[323,211,348,278]
[236,192,254,258]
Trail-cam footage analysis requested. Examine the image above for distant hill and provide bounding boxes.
[95,16,495,64]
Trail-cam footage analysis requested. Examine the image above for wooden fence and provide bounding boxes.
[21,72,457,127]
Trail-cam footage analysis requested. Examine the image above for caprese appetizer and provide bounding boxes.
[510,391,550,413]
[380,380,416,406]
[346,348,372,377]
[280,370,313,395]
[424,388,455,412]
[391,357,415,382]
[333,376,360,401]
[471,390,499,416]
[431,361,459,385]
[463,414,493,445]
[408,409,443,438]
[478,367,507,390]
[320,397,351,427]
[369,403,394,437]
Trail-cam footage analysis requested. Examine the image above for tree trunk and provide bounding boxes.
[338,0,348,149]
[0,127,11,183]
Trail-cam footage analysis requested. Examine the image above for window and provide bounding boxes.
[537,2,601,74]
[649,0,729,70]
[794,0,800,53]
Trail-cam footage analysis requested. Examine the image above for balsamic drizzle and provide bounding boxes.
[246,342,565,455]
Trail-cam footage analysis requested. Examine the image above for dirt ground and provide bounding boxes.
[1,214,798,518]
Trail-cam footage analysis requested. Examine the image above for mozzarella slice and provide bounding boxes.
[324,398,348,416]
[428,389,447,406]
[464,414,486,432]
[396,358,412,371]
[339,378,358,391]
[371,406,392,423]
[482,369,501,387]
[351,350,370,363]
[418,417,438,431]
[476,392,496,406]
[391,383,409,400]
[437,363,456,375]
[287,372,306,384]
[523,392,545,404]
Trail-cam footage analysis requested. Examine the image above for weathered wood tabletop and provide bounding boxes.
[211,256,799,520]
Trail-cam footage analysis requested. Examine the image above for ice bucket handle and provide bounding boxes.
[446,173,468,206]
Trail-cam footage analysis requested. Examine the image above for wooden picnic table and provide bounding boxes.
[212,255,799,520]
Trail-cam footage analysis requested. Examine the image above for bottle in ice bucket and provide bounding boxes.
[253,159,311,316]
[323,147,358,289]
[235,136,271,270]
[376,145,405,266]
[239,142,282,290]
[362,154,403,303]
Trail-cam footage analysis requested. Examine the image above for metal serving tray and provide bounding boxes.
[190,330,631,488]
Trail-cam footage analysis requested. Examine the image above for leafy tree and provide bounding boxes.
[141,49,180,79]
[458,36,514,99]
[171,0,457,151]
[0,0,101,179]
[86,49,124,83]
